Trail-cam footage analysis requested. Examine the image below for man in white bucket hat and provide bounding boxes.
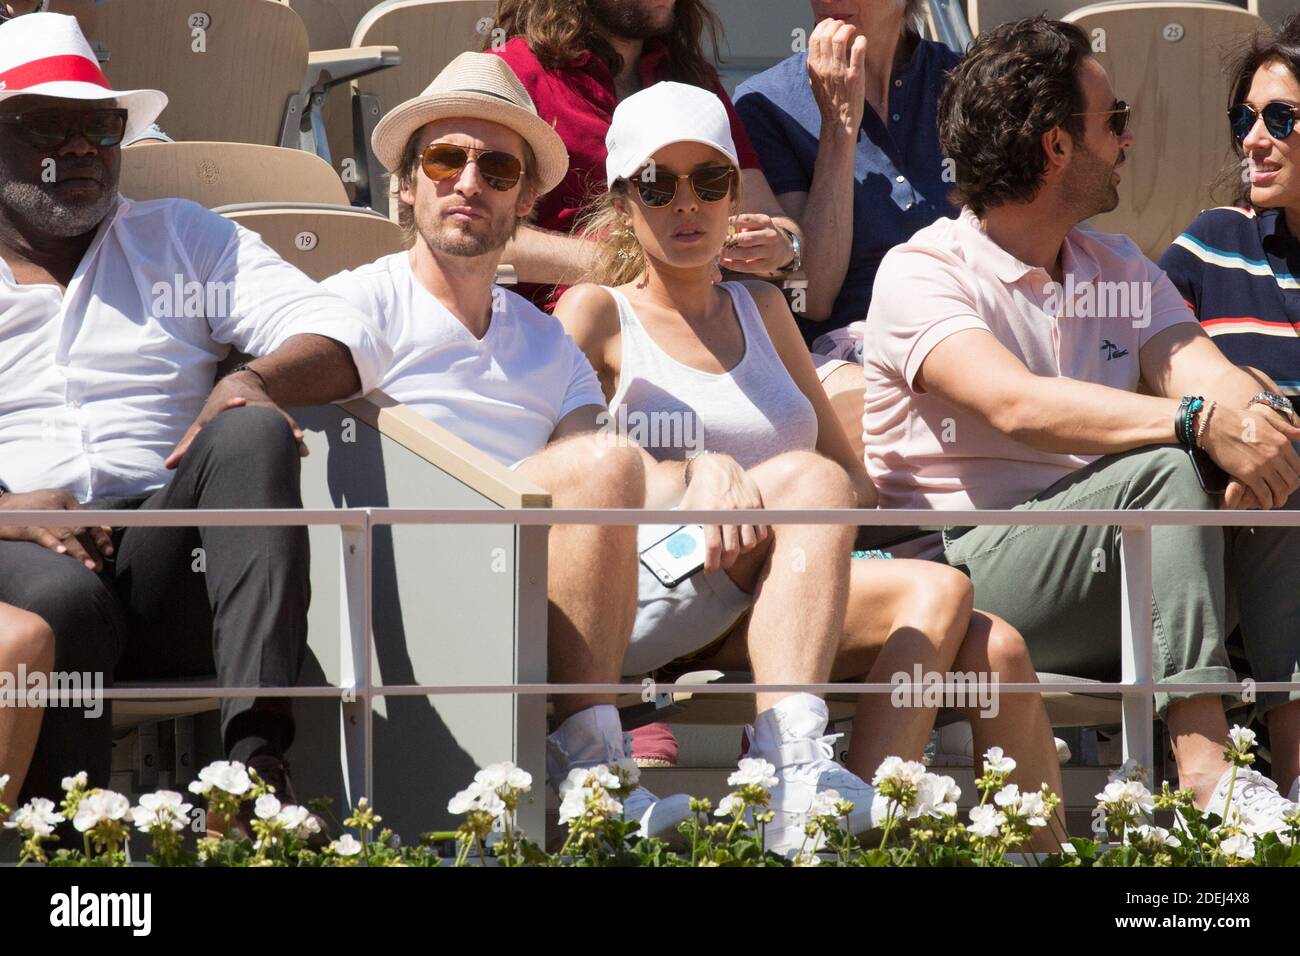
[0,13,392,816]
[325,52,701,844]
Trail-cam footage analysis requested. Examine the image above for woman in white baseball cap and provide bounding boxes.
[555,80,1065,856]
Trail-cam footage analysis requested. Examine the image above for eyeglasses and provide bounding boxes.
[0,108,128,150]
[419,142,525,191]
[1228,101,1300,143]
[1072,100,1130,137]
[631,164,736,208]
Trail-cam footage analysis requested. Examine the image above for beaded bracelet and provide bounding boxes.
[1195,400,1217,449]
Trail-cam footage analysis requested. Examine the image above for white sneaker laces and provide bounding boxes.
[1233,770,1295,821]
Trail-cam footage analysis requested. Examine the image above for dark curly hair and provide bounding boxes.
[939,16,1093,215]
[1217,14,1300,206]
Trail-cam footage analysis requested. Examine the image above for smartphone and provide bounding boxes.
[639,525,707,588]
[1188,445,1229,496]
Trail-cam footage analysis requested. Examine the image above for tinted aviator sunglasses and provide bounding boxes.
[420,142,525,191]
[632,163,735,207]
[1072,100,1130,137]
[1229,102,1300,142]
[0,108,128,150]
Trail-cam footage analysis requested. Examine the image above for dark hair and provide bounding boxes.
[491,0,724,89]
[393,132,540,248]
[1217,14,1300,206]
[939,16,1093,215]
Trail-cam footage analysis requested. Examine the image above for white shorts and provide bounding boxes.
[622,523,756,677]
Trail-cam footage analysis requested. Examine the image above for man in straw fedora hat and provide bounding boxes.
[325,51,704,843]
[0,12,392,815]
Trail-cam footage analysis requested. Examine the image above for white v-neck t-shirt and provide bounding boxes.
[324,253,605,467]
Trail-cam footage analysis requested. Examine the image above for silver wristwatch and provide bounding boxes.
[778,227,802,275]
[1247,390,1296,422]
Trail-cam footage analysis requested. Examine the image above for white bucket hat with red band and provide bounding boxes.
[0,12,167,143]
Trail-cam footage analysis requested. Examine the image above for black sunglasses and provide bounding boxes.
[420,142,524,192]
[0,107,128,150]
[1071,100,1130,137]
[1229,101,1300,143]
[632,163,735,207]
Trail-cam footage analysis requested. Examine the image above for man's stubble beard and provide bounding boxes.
[1066,141,1122,221]
[589,0,675,40]
[415,201,517,259]
[0,152,118,239]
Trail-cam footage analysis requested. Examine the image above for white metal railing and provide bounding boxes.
[8,506,1300,825]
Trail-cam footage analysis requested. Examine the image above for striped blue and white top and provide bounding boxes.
[1158,205,1300,399]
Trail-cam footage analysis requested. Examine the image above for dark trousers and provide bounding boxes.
[1,406,310,800]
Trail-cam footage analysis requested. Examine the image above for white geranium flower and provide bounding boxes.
[1095,780,1154,814]
[993,784,1020,809]
[188,760,252,797]
[130,791,192,833]
[1228,725,1257,753]
[254,794,282,820]
[276,804,318,836]
[61,772,87,792]
[871,756,927,789]
[982,747,1016,775]
[808,789,842,819]
[331,833,361,856]
[1017,790,1049,827]
[558,786,592,825]
[505,766,533,791]
[5,797,62,836]
[914,774,960,819]
[715,793,746,818]
[968,804,1006,838]
[1131,824,1179,849]
[476,789,507,823]
[728,757,778,790]
[72,790,131,833]
[1220,833,1255,861]
[447,782,482,815]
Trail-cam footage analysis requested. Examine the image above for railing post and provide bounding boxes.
[514,523,549,839]
[1119,523,1155,771]
[339,514,374,807]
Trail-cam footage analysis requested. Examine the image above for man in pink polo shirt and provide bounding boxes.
[864,17,1300,825]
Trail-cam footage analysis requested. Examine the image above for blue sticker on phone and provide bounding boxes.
[665,531,697,558]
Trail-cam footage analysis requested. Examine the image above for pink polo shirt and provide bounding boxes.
[863,206,1199,511]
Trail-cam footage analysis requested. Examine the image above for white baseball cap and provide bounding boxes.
[604,81,738,189]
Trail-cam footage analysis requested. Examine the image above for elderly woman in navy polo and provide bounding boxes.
[1159,17,1300,424]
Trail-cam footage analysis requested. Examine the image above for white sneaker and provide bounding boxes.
[746,694,879,857]
[546,706,693,846]
[1194,767,1300,829]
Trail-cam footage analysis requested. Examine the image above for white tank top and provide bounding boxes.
[604,281,818,469]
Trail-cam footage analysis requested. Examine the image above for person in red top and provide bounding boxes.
[489,0,804,308]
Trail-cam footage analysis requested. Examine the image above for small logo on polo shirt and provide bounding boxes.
[1100,339,1130,360]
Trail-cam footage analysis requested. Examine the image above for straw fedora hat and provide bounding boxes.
[0,12,167,143]
[371,52,568,195]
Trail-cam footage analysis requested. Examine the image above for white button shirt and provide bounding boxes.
[0,196,392,501]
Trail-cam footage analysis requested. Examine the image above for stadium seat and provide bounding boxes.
[285,0,381,50]
[1064,0,1262,258]
[972,0,1247,33]
[709,0,815,93]
[216,203,405,280]
[1246,0,1297,26]
[347,0,497,211]
[121,141,350,206]
[93,0,311,145]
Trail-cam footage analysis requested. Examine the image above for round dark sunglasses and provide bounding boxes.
[420,142,524,191]
[0,108,128,150]
[1229,102,1300,143]
[632,164,735,207]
